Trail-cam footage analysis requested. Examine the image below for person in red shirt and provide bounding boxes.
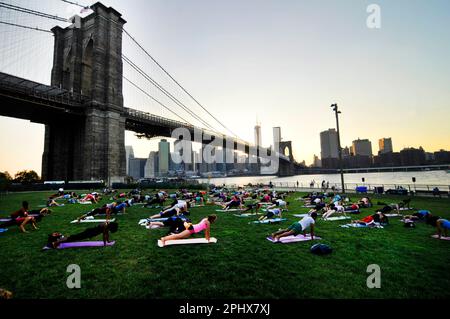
[10,201,38,233]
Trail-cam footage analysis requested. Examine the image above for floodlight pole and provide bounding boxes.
[331,103,346,194]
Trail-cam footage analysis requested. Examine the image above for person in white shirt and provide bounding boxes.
[266,199,288,211]
[270,213,318,241]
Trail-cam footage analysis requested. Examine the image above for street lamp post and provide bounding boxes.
[331,103,345,194]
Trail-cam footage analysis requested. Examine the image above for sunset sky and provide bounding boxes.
[0,0,449,176]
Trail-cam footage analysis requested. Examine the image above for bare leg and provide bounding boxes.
[161,229,192,245]
[274,230,295,241]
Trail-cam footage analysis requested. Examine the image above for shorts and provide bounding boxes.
[266,211,275,219]
[287,222,303,235]
[160,209,177,218]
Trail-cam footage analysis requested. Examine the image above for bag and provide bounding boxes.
[310,243,332,255]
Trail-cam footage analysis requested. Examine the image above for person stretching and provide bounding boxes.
[258,208,282,221]
[160,215,217,246]
[427,217,450,239]
[270,212,318,242]
[10,201,39,233]
[149,200,189,219]
[46,222,119,248]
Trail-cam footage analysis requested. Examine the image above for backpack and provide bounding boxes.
[310,243,332,255]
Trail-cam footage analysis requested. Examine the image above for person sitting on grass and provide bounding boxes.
[149,200,189,219]
[10,201,39,233]
[426,216,449,239]
[351,212,389,227]
[46,221,119,249]
[270,212,318,242]
[258,207,282,221]
[160,215,217,246]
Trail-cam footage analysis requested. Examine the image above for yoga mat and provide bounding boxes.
[215,209,245,212]
[146,224,162,229]
[323,216,351,221]
[0,214,41,222]
[0,228,8,233]
[341,223,384,229]
[399,207,414,211]
[43,241,116,250]
[251,218,287,224]
[431,235,450,241]
[302,205,316,208]
[267,234,322,244]
[70,218,115,224]
[233,213,260,218]
[345,210,360,214]
[158,237,217,247]
[79,201,92,205]
[385,214,402,217]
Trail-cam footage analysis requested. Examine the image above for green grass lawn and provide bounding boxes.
[0,190,449,299]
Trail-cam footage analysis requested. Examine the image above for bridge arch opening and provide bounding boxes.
[81,39,94,96]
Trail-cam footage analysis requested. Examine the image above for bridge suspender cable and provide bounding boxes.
[122,55,217,132]
[0,2,68,22]
[0,21,53,33]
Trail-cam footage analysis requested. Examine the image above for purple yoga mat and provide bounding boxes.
[267,235,321,244]
[0,214,40,223]
[43,241,115,250]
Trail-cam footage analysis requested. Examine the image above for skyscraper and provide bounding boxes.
[144,151,158,178]
[379,138,393,154]
[273,127,281,152]
[158,139,170,176]
[254,122,262,147]
[352,138,373,157]
[125,145,134,175]
[320,129,339,169]
[320,129,339,158]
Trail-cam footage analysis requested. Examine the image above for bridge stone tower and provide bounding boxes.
[42,2,126,184]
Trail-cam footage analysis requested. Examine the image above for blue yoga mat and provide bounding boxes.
[0,228,8,233]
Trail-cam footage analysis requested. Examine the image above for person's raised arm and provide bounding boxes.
[436,221,442,239]
[103,226,109,245]
[310,224,315,240]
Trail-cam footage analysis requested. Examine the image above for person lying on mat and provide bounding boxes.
[147,215,191,235]
[160,215,217,246]
[403,210,432,222]
[322,203,346,219]
[46,221,119,249]
[426,217,449,239]
[270,212,318,242]
[220,195,242,210]
[351,212,389,226]
[149,200,189,219]
[10,201,39,233]
[266,199,289,211]
[258,208,282,221]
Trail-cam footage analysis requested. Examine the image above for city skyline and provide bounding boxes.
[1,0,450,176]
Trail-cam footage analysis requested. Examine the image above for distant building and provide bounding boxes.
[312,154,322,168]
[255,122,262,148]
[273,127,281,152]
[144,151,158,178]
[434,150,450,164]
[158,139,170,176]
[320,129,339,168]
[129,158,146,180]
[352,138,373,157]
[379,138,393,154]
[125,145,135,175]
[399,147,426,166]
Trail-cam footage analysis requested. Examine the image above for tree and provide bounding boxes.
[0,171,12,190]
[13,170,41,185]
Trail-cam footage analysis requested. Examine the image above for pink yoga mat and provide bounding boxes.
[42,241,115,250]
